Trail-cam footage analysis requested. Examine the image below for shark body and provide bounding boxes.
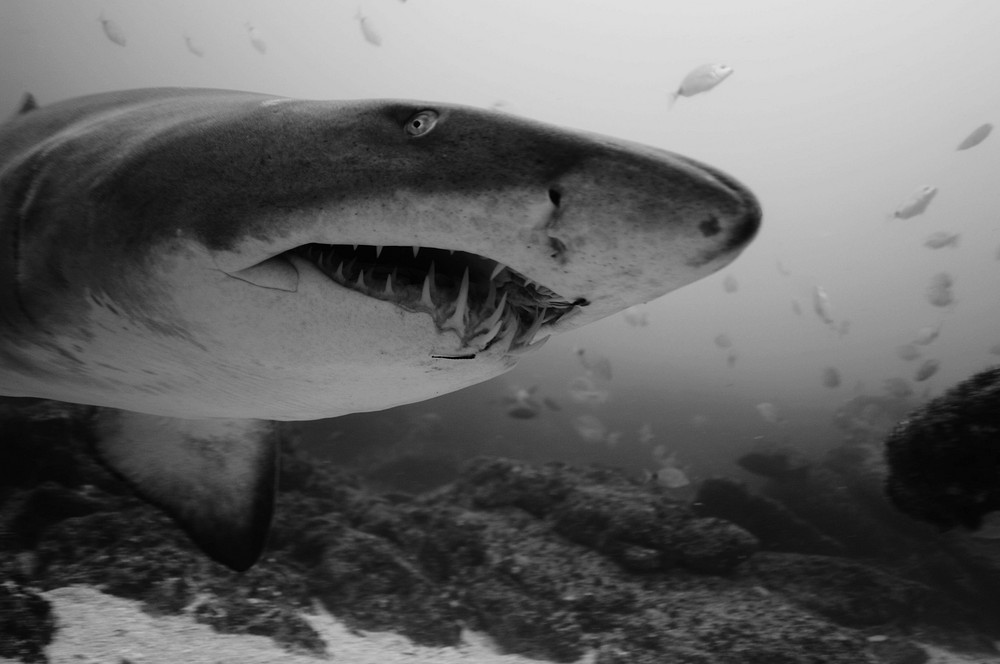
[0,88,760,569]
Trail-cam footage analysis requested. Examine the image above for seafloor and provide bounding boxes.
[2,401,1000,664]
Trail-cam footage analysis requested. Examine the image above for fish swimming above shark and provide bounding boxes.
[0,87,761,570]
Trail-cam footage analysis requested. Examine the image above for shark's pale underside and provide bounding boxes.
[0,88,760,570]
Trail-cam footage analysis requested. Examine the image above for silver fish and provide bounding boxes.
[957,123,993,151]
[670,63,734,107]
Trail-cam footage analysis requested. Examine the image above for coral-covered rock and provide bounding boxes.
[453,457,575,516]
[885,366,1000,532]
[750,552,933,627]
[669,517,758,574]
[695,477,845,556]
[6,404,1000,663]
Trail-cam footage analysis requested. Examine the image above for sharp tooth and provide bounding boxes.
[352,244,358,251]
[333,261,345,281]
[340,258,355,281]
[420,261,436,308]
[490,262,504,280]
[486,278,496,306]
[355,270,366,289]
[384,272,394,296]
[375,245,383,258]
[517,308,546,346]
[449,249,455,255]
[477,315,505,348]
[523,334,550,352]
[412,245,420,258]
[444,267,470,331]
[478,291,507,334]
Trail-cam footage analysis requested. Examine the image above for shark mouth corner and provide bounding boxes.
[289,244,584,357]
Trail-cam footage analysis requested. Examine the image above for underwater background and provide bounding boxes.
[2,0,1000,482]
[3,1,1000,663]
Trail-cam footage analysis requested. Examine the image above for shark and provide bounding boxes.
[0,87,760,570]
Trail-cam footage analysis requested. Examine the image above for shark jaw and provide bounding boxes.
[285,242,583,358]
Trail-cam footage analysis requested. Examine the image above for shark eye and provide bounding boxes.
[404,110,438,137]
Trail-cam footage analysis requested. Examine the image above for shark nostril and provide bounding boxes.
[548,236,567,260]
[698,215,721,238]
[548,188,561,207]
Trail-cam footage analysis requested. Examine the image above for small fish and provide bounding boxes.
[647,451,690,488]
[246,23,267,54]
[926,272,954,308]
[755,402,782,425]
[775,260,790,276]
[892,185,937,219]
[184,34,205,57]
[356,10,382,46]
[605,431,623,447]
[896,344,921,361]
[726,350,738,368]
[923,232,959,249]
[542,397,561,411]
[883,377,914,399]
[722,273,739,293]
[813,285,835,326]
[575,347,612,381]
[821,366,841,388]
[638,422,656,445]
[638,422,654,445]
[913,323,942,345]
[914,358,940,382]
[504,386,540,419]
[567,375,609,406]
[506,403,539,419]
[670,63,734,107]
[957,123,993,151]
[573,414,607,444]
[837,319,851,337]
[99,12,127,47]
[648,465,690,489]
[714,333,733,349]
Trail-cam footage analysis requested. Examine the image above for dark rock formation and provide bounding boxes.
[885,366,1000,532]
[695,477,846,556]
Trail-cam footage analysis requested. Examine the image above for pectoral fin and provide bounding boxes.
[92,409,279,571]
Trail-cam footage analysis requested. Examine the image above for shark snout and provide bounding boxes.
[521,142,761,322]
[676,155,762,266]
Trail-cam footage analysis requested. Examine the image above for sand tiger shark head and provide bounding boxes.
[0,88,760,570]
[0,88,759,420]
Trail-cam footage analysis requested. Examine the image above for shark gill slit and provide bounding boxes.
[287,244,581,354]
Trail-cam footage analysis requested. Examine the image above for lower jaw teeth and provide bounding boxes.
[297,245,573,353]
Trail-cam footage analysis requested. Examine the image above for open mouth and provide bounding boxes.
[290,244,584,357]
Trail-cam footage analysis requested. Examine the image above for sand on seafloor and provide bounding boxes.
[3,585,1000,664]
[0,585,596,664]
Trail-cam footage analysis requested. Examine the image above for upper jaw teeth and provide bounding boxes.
[294,243,577,354]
